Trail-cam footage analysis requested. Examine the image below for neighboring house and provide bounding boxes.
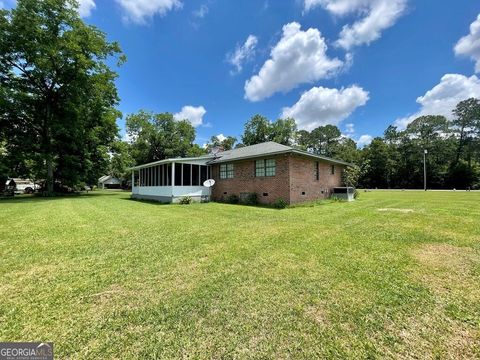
[98,175,122,189]
[130,142,352,204]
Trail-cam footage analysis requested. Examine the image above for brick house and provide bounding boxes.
[130,142,352,204]
[209,142,350,204]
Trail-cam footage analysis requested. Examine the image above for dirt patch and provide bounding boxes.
[411,243,480,300]
[403,243,480,358]
[378,208,414,213]
[305,304,329,327]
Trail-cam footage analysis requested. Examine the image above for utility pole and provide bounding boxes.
[423,149,428,191]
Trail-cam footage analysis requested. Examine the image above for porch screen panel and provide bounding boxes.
[175,163,182,186]
[192,165,200,186]
[200,166,208,184]
[182,164,191,186]
[167,164,172,186]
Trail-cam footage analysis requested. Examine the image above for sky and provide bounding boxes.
[3,0,480,147]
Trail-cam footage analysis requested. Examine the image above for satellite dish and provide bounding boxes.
[203,179,215,188]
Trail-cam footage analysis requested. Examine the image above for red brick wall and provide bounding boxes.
[211,154,290,204]
[289,154,345,204]
[211,153,345,204]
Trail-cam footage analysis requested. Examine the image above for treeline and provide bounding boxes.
[120,98,480,190]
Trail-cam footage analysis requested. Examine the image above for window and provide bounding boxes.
[255,159,276,177]
[315,161,319,181]
[220,163,234,179]
[331,165,335,175]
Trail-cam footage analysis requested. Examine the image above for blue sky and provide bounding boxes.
[4,0,480,146]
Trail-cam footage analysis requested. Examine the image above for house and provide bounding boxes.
[130,142,352,204]
[98,175,122,189]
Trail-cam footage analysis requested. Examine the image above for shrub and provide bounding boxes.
[272,198,288,209]
[354,189,360,199]
[226,194,239,204]
[242,192,258,206]
[179,196,193,205]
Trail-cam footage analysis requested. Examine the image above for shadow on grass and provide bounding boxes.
[0,191,127,204]
[122,197,284,211]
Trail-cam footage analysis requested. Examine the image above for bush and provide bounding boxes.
[272,198,288,209]
[226,194,239,204]
[179,196,193,205]
[354,189,360,199]
[242,192,258,206]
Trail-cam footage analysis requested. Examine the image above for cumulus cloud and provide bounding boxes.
[215,134,227,142]
[395,74,480,129]
[78,0,96,17]
[454,14,480,73]
[244,22,343,101]
[304,0,407,50]
[173,105,207,127]
[357,134,373,147]
[227,35,258,74]
[281,85,369,130]
[115,0,182,24]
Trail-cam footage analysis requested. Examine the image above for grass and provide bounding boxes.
[0,190,479,359]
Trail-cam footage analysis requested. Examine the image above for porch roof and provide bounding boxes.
[129,155,214,170]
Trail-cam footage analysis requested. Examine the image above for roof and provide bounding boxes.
[129,142,353,170]
[207,141,353,166]
[98,175,121,183]
[129,155,214,170]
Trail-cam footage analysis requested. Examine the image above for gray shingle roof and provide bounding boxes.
[208,141,353,166]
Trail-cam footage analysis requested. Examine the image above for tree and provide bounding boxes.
[241,115,297,146]
[206,135,237,151]
[126,111,205,164]
[308,125,342,157]
[109,140,134,181]
[242,115,271,146]
[270,118,297,145]
[0,0,124,192]
[452,98,480,165]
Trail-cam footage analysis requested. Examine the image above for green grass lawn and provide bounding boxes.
[0,191,479,359]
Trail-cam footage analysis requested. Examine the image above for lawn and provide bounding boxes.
[0,191,479,359]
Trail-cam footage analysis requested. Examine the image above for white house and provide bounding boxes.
[98,175,122,189]
[130,155,213,203]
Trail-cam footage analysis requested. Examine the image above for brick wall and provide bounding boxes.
[289,154,345,204]
[211,154,290,204]
[211,153,345,204]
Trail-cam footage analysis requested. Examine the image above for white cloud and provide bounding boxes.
[78,0,96,17]
[215,134,227,142]
[173,105,207,127]
[344,123,355,136]
[244,22,343,101]
[193,4,209,18]
[115,0,182,24]
[304,0,407,50]
[227,35,258,74]
[454,14,480,73]
[395,74,480,129]
[357,134,373,147]
[281,85,369,131]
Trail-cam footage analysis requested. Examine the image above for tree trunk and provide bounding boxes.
[44,101,54,194]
